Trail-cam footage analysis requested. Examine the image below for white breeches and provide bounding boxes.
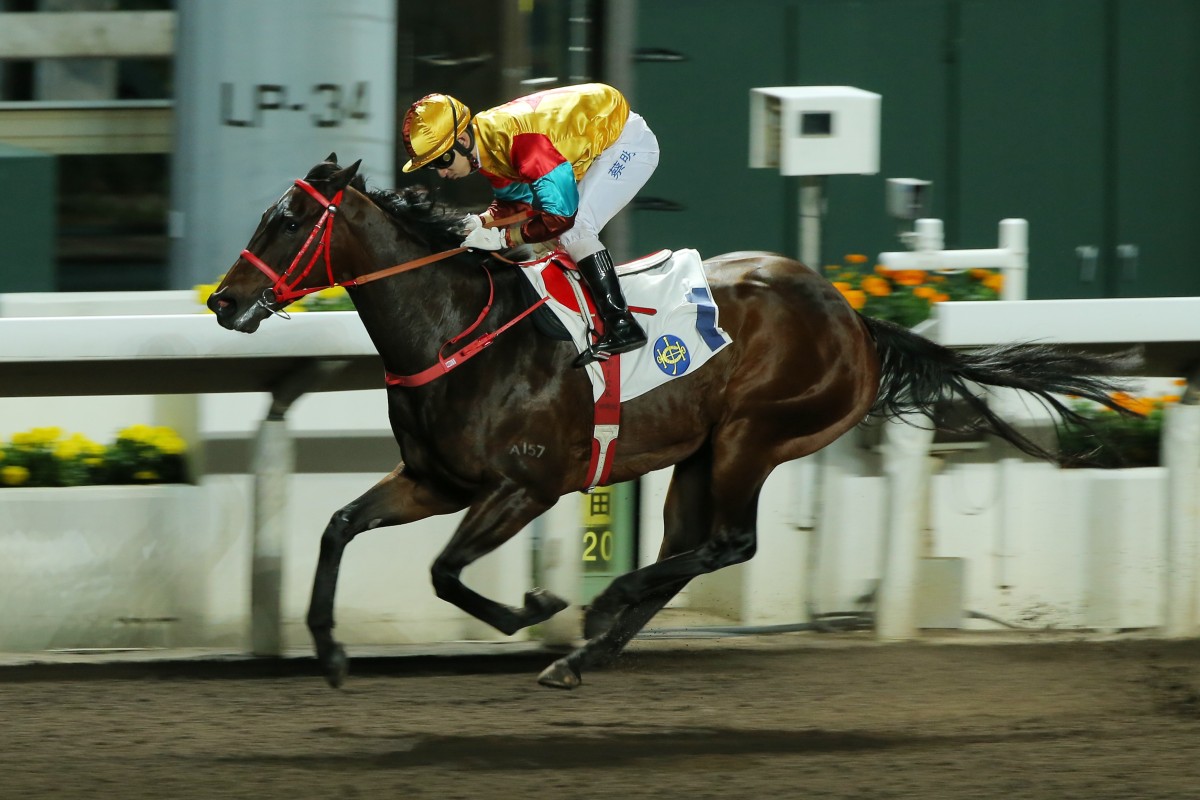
[560,111,660,262]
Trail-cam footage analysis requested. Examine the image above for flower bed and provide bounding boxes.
[827,253,1003,328]
[1059,387,1186,468]
[0,425,188,487]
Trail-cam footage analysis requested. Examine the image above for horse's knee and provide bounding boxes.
[320,505,365,549]
[703,529,757,570]
[430,559,461,601]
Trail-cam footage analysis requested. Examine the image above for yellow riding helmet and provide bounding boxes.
[401,93,471,172]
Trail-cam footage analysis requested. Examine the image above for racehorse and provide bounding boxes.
[208,155,1138,690]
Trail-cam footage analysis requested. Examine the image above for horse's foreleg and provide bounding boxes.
[430,484,566,635]
[307,468,461,688]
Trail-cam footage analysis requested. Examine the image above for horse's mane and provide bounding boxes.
[304,161,464,252]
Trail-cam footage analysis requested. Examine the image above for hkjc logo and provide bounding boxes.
[654,334,691,376]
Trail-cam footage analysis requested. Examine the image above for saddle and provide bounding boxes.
[517,249,672,342]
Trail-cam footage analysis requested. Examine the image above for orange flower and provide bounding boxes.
[969,268,992,280]
[845,253,869,264]
[983,273,1004,292]
[874,264,892,276]
[861,276,891,297]
[832,281,853,292]
[1109,391,1154,415]
[931,292,950,303]
[892,270,927,286]
[841,289,867,310]
[913,285,938,300]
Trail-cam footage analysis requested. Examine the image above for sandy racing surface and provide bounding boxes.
[4,633,1200,799]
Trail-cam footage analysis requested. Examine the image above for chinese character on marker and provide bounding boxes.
[608,162,625,179]
[620,151,633,163]
[590,494,611,517]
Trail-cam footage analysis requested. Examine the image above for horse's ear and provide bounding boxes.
[327,159,362,193]
[325,151,339,165]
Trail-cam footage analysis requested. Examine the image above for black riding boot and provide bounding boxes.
[572,249,647,368]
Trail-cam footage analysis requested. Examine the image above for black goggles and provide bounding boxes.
[424,149,457,171]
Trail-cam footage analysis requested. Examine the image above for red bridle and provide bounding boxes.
[240,179,345,304]
[237,176,545,388]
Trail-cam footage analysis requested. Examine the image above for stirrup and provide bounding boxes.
[572,344,612,368]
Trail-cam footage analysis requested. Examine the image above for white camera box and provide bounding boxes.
[749,86,880,176]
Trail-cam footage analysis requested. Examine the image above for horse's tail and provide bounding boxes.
[860,314,1143,464]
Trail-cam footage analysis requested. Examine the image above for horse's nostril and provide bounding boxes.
[206,292,234,318]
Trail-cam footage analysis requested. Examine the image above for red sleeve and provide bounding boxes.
[509,133,568,181]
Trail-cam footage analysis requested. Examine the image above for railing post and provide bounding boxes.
[876,413,936,639]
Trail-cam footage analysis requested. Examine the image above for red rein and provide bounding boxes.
[240,178,544,387]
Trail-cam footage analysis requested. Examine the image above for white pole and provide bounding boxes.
[250,416,293,656]
[799,176,824,267]
[1163,401,1200,637]
[876,413,936,639]
[998,219,1028,301]
[534,497,584,646]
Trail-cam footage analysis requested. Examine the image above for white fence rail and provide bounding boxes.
[1,291,1198,654]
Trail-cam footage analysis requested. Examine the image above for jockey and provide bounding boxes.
[400,83,660,367]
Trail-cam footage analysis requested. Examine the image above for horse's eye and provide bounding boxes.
[283,217,301,234]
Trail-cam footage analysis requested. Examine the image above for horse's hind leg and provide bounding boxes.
[430,482,568,635]
[308,468,463,688]
[539,443,762,689]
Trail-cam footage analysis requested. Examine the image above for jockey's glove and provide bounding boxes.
[461,226,508,251]
[460,214,483,234]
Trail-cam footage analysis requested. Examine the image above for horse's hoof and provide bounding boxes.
[524,588,569,623]
[583,605,617,639]
[537,658,582,690]
[320,644,349,689]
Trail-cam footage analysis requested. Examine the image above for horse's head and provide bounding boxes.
[207,153,364,333]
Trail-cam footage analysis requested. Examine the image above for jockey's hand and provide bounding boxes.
[460,214,483,234]
[461,226,507,251]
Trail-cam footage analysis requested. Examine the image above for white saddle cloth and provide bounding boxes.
[519,248,733,402]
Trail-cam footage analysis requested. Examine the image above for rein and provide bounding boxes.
[241,177,540,387]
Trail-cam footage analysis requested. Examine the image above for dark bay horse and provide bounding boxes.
[208,156,1137,690]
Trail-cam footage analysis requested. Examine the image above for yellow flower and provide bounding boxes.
[30,426,63,444]
[150,428,187,456]
[1,465,30,486]
[118,424,153,443]
[194,283,218,310]
[832,281,853,292]
[133,470,160,481]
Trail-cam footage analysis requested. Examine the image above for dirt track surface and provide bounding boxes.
[4,634,1200,799]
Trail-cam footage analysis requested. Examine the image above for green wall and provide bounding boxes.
[630,0,1200,299]
[0,144,55,293]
